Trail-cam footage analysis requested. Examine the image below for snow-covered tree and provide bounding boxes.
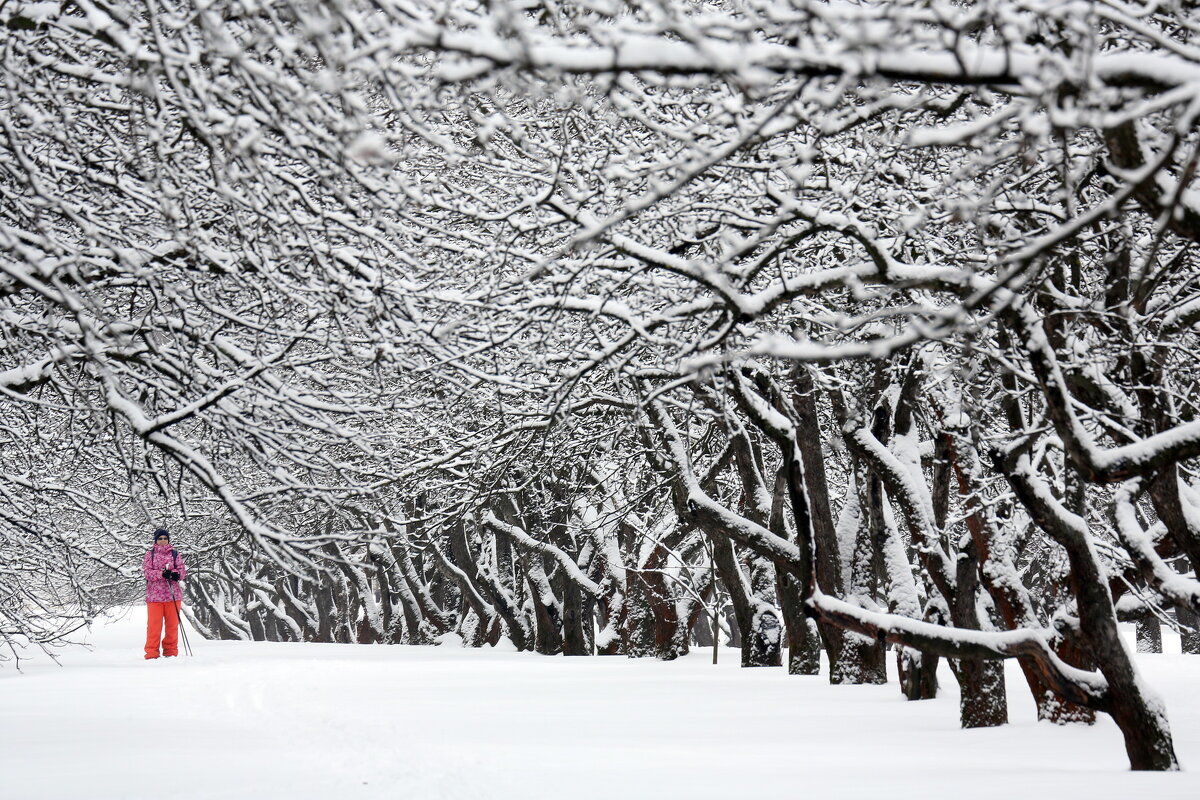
[3,0,1200,771]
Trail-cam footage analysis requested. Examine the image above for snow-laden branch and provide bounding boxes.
[482,511,601,597]
[1114,480,1200,615]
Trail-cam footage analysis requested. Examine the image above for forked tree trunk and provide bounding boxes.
[518,551,564,656]
[711,535,781,667]
[944,429,1089,723]
[641,536,692,661]
[1008,463,1178,770]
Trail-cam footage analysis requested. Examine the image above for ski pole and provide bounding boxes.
[171,580,193,657]
[167,547,193,657]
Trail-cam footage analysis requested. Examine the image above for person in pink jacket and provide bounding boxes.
[143,528,188,659]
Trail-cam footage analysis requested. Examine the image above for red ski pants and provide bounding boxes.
[145,601,180,659]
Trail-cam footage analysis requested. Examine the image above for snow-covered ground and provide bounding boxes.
[3,609,1199,799]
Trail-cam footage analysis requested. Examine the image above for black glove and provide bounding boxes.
[162,568,180,581]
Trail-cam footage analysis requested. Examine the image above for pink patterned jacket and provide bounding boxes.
[144,544,188,603]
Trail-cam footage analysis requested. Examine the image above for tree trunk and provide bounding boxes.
[561,574,588,655]
[621,566,658,657]
[838,632,887,684]
[1136,615,1162,654]
[791,367,848,680]
[640,537,689,661]
[1178,607,1200,654]
[723,601,741,649]
[1008,463,1178,769]
[837,467,886,684]
[313,580,337,643]
[945,430,1084,722]
[1035,623,1099,725]
[520,552,564,656]
[949,537,1007,727]
[248,605,267,641]
[771,467,820,674]
[954,658,1008,728]
[711,535,780,667]
[898,647,939,701]
[779,572,821,674]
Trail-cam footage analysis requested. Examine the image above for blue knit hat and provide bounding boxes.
[153,528,170,541]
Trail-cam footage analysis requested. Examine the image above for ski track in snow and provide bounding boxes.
[2,609,1199,800]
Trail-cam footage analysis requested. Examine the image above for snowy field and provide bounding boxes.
[3,609,1200,800]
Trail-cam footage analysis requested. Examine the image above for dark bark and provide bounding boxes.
[247,601,267,642]
[430,540,497,648]
[561,572,588,655]
[622,577,658,657]
[1178,607,1200,654]
[692,607,715,648]
[1136,615,1163,654]
[943,429,1086,723]
[274,575,319,642]
[840,464,887,685]
[639,534,690,660]
[581,595,596,655]
[590,525,627,656]
[731,371,874,679]
[790,368,848,678]
[711,535,781,667]
[659,404,1106,725]
[193,580,247,640]
[1013,304,1200,483]
[393,535,454,636]
[522,558,565,655]
[769,465,821,674]
[949,535,1008,727]
[1005,461,1179,769]
[1104,121,1200,245]
[1147,468,1200,572]
[1044,631,1098,725]
[723,601,741,649]
[451,521,520,649]
[329,545,384,645]
[262,608,281,642]
[897,643,939,701]
[383,543,431,643]
[313,580,337,643]
[778,569,820,674]
[956,658,1008,728]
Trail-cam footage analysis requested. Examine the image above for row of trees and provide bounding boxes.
[3,0,1200,771]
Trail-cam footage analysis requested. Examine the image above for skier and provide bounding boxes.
[143,528,188,659]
